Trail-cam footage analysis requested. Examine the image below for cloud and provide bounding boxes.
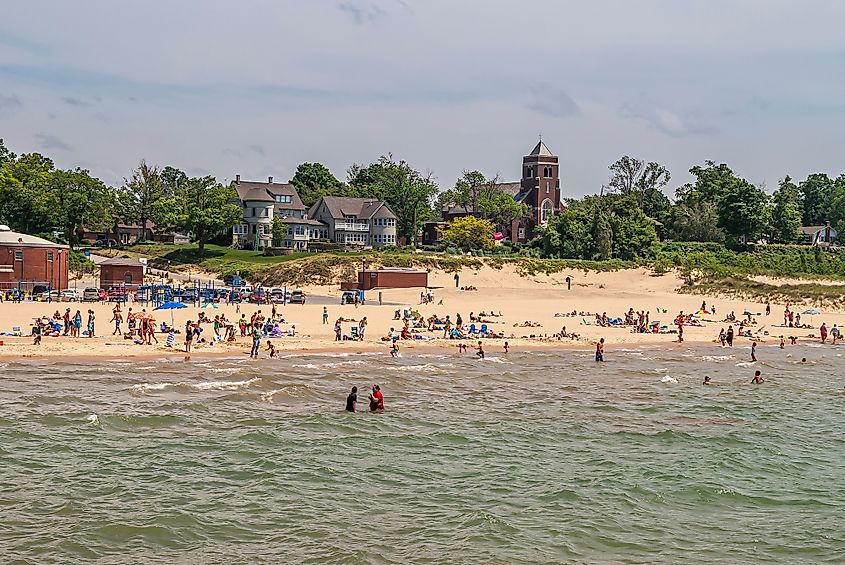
[0,32,50,56]
[35,133,72,151]
[0,93,23,115]
[61,96,90,107]
[248,144,266,157]
[621,102,718,137]
[336,1,387,25]
[525,85,579,118]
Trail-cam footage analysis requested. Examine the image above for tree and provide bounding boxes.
[0,152,55,235]
[291,162,344,207]
[348,155,437,243]
[770,176,803,244]
[160,166,188,198]
[607,156,671,210]
[438,216,495,250]
[153,176,242,257]
[122,160,163,241]
[668,200,724,242]
[799,173,835,226]
[828,175,845,235]
[439,170,530,229]
[48,168,114,248]
[0,138,16,166]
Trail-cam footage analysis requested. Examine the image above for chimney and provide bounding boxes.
[235,174,240,183]
[268,176,273,184]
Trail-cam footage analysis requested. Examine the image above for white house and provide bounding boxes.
[307,196,398,247]
[231,176,307,249]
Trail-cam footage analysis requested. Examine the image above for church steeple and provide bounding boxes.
[529,139,553,157]
[520,138,561,228]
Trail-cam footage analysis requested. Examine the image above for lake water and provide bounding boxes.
[1,345,844,563]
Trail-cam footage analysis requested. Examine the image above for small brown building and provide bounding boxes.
[357,268,428,290]
[100,256,145,289]
[0,225,69,291]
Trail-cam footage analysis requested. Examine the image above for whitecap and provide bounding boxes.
[190,377,260,391]
[86,414,99,425]
[131,382,177,393]
[660,375,678,384]
[735,361,756,367]
[702,355,733,362]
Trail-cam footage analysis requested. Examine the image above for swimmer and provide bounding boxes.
[751,370,765,384]
[345,386,357,412]
[801,357,807,363]
[703,376,712,385]
[368,384,384,412]
[503,341,509,354]
[476,341,485,359]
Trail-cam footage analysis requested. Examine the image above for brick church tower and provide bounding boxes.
[511,140,561,242]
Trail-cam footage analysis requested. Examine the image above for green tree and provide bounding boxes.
[668,200,724,242]
[161,166,188,197]
[607,156,671,210]
[348,155,437,243]
[153,176,242,257]
[48,168,114,247]
[0,152,55,234]
[291,162,344,208]
[770,176,803,243]
[438,215,495,250]
[799,173,835,226]
[0,138,16,166]
[828,175,845,235]
[122,160,163,241]
[439,170,530,229]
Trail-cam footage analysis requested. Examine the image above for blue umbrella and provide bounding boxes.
[154,301,188,325]
[802,309,820,316]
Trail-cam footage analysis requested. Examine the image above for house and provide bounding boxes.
[0,225,69,291]
[308,196,398,247]
[99,256,145,289]
[800,221,838,247]
[231,176,307,249]
[80,221,190,246]
[276,217,328,251]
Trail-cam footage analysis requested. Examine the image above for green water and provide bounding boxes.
[1,346,844,563]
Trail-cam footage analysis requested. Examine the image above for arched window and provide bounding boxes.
[540,199,553,225]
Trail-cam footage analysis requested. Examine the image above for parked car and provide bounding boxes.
[341,291,358,305]
[39,290,61,301]
[82,287,102,302]
[93,239,117,248]
[270,288,290,303]
[107,287,129,300]
[289,290,306,304]
[32,285,48,296]
[60,289,81,302]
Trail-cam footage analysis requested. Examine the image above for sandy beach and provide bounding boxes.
[2,266,843,360]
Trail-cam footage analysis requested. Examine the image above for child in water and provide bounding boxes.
[476,341,485,359]
[390,342,399,358]
[265,340,276,358]
[503,341,509,354]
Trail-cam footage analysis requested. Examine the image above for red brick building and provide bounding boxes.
[99,256,145,289]
[511,140,562,243]
[357,268,428,290]
[0,225,69,291]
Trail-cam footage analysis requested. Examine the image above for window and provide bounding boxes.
[518,227,526,239]
[274,195,292,204]
[252,208,257,217]
[47,251,53,261]
[546,181,550,194]
[540,199,553,225]
[233,224,248,235]
[124,272,133,284]
[14,250,22,261]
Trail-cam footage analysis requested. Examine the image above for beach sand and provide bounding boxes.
[1,266,842,359]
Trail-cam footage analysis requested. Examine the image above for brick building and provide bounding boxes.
[99,256,145,289]
[0,225,69,291]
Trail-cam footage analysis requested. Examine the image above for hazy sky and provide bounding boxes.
[2,0,844,197]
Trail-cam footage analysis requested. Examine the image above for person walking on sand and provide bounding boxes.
[72,310,82,338]
[334,318,342,341]
[184,320,193,353]
[111,310,123,335]
[322,307,329,325]
[751,341,757,362]
[86,310,95,338]
[454,273,460,288]
[595,338,605,362]
[719,328,726,347]
[63,308,71,336]
[358,317,367,341]
[765,301,771,316]
[820,323,829,344]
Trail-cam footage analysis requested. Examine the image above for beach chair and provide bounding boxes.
[480,324,488,335]
[165,332,175,347]
[468,323,477,334]
[350,326,359,340]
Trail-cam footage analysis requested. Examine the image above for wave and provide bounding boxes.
[130,377,260,394]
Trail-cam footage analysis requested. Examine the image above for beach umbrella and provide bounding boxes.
[203,302,218,309]
[802,309,820,316]
[154,301,187,325]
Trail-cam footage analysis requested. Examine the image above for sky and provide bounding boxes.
[2,0,845,198]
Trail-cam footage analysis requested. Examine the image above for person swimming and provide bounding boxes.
[751,370,765,384]
[703,376,712,385]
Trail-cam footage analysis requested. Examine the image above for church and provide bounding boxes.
[436,139,563,244]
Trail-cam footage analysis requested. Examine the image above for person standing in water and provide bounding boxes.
[503,341,509,354]
[250,323,261,358]
[726,326,734,347]
[346,386,357,412]
[184,320,193,353]
[476,341,485,359]
[595,338,605,362]
[390,342,399,357]
[751,341,758,362]
[820,323,828,344]
[368,384,384,412]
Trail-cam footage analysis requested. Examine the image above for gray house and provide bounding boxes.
[232,176,307,249]
[308,196,398,247]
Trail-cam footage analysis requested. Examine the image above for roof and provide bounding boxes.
[497,181,523,197]
[0,226,69,248]
[529,140,554,156]
[310,196,397,220]
[279,218,325,227]
[234,180,306,210]
[100,256,144,267]
[800,225,834,235]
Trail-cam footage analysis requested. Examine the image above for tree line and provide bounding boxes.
[1,137,843,261]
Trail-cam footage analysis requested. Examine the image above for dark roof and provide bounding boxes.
[234,180,306,210]
[310,196,397,220]
[497,182,522,197]
[100,256,144,267]
[529,140,554,156]
[800,225,835,235]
